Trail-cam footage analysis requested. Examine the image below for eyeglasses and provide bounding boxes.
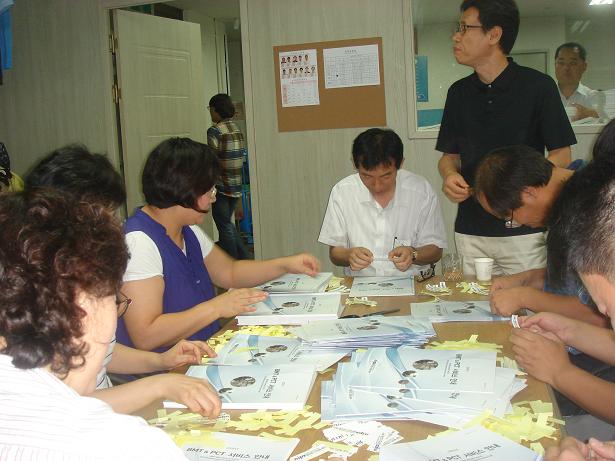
[454,23,483,34]
[115,292,132,318]
[504,210,522,229]
[208,186,217,199]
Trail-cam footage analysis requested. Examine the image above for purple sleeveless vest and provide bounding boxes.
[116,208,219,352]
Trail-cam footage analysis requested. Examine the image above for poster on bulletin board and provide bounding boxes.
[273,37,386,132]
[415,55,428,102]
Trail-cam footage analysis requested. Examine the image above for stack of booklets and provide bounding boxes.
[349,276,415,297]
[410,300,508,322]
[164,364,316,411]
[237,292,342,326]
[205,334,347,373]
[380,426,542,461]
[321,347,526,428]
[289,316,435,352]
[256,272,333,293]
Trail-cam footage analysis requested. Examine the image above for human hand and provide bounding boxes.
[348,247,373,271]
[152,374,221,418]
[442,172,471,203]
[572,103,599,121]
[545,437,591,461]
[159,339,217,370]
[282,253,321,277]
[388,246,414,272]
[490,273,526,292]
[518,312,579,345]
[588,438,615,460]
[490,286,533,316]
[510,328,569,386]
[212,288,266,318]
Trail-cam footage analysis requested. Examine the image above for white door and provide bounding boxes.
[114,9,207,214]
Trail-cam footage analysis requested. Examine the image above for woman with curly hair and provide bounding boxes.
[0,190,189,459]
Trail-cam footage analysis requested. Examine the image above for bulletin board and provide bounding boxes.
[274,37,386,132]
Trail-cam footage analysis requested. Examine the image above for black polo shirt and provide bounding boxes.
[436,59,576,237]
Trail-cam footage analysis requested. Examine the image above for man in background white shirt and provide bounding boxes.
[555,42,604,122]
[318,128,447,276]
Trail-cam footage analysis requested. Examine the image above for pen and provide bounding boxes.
[340,308,401,319]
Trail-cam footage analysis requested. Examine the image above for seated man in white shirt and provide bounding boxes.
[318,128,447,276]
[555,42,603,122]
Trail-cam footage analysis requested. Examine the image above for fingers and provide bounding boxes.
[181,381,222,418]
[588,438,615,458]
[350,247,373,270]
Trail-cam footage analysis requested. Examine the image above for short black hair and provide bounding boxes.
[593,119,615,161]
[24,144,126,209]
[460,0,520,55]
[142,137,220,210]
[351,128,404,170]
[552,158,615,282]
[209,93,235,119]
[555,42,587,61]
[474,145,553,218]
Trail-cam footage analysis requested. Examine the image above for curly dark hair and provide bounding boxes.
[0,190,128,376]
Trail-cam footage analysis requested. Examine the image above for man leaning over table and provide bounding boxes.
[318,127,446,276]
[436,0,575,276]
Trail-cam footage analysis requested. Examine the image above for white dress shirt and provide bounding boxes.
[559,82,605,121]
[0,354,186,460]
[318,169,447,276]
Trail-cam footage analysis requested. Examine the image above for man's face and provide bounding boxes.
[555,47,587,88]
[452,7,491,67]
[478,188,549,228]
[580,273,615,329]
[358,163,398,198]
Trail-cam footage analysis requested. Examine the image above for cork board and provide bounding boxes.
[274,37,386,132]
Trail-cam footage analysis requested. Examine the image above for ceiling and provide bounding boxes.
[413,0,615,23]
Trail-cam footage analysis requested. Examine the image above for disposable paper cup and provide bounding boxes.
[474,257,494,283]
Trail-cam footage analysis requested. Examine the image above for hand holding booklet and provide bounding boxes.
[380,426,543,461]
[164,364,316,411]
[205,334,347,372]
[237,292,342,325]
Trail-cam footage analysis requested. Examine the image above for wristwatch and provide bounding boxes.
[411,249,418,263]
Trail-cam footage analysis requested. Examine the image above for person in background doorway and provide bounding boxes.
[207,93,250,260]
[555,42,604,122]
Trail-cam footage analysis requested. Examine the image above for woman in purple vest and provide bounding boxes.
[117,137,320,353]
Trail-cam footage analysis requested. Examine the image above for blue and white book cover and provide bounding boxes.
[206,334,346,372]
[349,276,415,297]
[165,364,316,410]
[380,426,543,461]
[349,347,496,393]
[237,292,341,325]
[183,432,299,461]
[256,272,333,293]
[410,300,507,322]
[291,316,434,343]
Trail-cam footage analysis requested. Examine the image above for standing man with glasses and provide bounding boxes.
[436,0,576,276]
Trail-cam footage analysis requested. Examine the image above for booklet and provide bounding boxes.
[183,432,299,461]
[348,347,497,393]
[256,272,333,293]
[164,364,316,410]
[290,316,435,351]
[349,276,415,297]
[237,292,341,325]
[206,334,347,372]
[410,300,507,322]
[380,425,543,461]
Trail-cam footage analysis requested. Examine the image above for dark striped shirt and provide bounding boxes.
[207,120,246,197]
